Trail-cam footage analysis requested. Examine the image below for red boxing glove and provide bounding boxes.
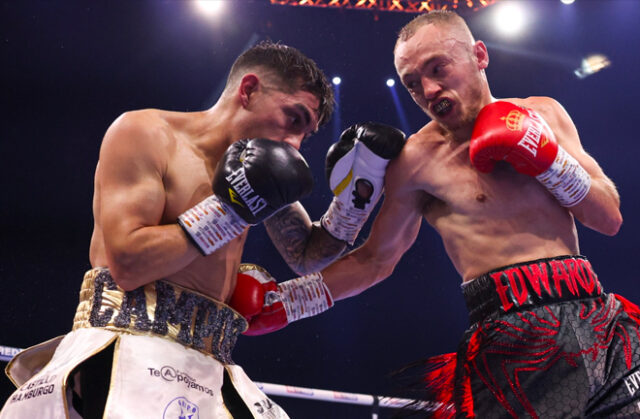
[230,264,334,336]
[469,101,558,176]
[470,101,590,207]
[229,269,277,320]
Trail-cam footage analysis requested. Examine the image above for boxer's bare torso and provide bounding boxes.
[321,94,619,300]
[405,97,578,281]
[90,109,246,301]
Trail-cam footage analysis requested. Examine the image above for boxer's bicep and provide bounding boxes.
[366,188,423,269]
[364,144,425,267]
[539,98,622,234]
[97,116,167,262]
[544,99,598,173]
[537,98,608,183]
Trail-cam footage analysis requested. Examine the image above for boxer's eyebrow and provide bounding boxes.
[295,104,312,128]
[294,103,319,139]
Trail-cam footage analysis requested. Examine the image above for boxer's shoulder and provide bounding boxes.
[383,127,441,196]
[505,96,561,116]
[113,109,181,139]
[110,108,169,131]
[507,97,576,142]
[101,109,181,161]
[397,121,461,171]
[399,123,441,159]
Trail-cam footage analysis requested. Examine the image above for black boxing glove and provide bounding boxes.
[178,139,314,255]
[321,122,406,244]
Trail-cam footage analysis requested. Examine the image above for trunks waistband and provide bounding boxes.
[462,255,604,325]
[72,268,248,364]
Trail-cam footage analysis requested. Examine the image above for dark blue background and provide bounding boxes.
[1,1,639,417]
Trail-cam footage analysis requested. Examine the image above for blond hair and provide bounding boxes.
[395,10,474,52]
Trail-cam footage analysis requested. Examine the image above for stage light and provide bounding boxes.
[560,0,575,4]
[268,0,497,13]
[332,77,342,143]
[493,2,527,37]
[193,0,225,17]
[387,82,411,136]
[574,54,611,79]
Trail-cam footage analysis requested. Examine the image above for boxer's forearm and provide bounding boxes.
[265,203,347,275]
[104,224,203,290]
[569,174,622,236]
[320,187,424,301]
[556,140,622,236]
[537,99,622,236]
[321,244,396,301]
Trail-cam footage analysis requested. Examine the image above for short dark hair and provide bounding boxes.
[228,40,334,127]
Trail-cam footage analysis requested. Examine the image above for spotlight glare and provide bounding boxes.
[386,78,395,87]
[560,0,575,4]
[194,0,225,16]
[332,76,341,86]
[493,2,527,37]
[574,54,611,79]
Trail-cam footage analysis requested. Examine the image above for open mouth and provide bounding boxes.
[433,98,452,116]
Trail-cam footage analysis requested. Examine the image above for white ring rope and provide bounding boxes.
[0,344,450,413]
[255,381,447,412]
[0,346,20,363]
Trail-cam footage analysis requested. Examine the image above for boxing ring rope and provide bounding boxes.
[0,347,19,364]
[0,344,448,417]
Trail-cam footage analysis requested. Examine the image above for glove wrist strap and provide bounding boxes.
[178,195,248,255]
[536,146,591,207]
[321,197,370,244]
[278,273,333,323]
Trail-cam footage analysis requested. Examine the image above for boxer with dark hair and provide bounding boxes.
[0,40,406,418]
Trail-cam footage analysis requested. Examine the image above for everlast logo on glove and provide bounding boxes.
[517,109,548,157]
[225,167,268,217]
[500,108,548,158]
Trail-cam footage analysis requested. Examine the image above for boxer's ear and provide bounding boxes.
[473,41,489,70]
[239,74,260,108]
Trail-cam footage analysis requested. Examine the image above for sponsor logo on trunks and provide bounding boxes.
[8,374,56,404]
[163,396,199,419]
[624,369,640,398]
[254,398,280,419]
[88,272,247,364]
[148,366,214,397]
[225,167,268,216]
[491,258,601,313]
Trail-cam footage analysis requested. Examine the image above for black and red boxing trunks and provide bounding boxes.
[421,255,640,418]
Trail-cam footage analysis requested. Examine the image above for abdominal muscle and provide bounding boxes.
[423,164,579,283]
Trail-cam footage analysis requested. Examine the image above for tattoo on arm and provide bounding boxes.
[264,204,347,275]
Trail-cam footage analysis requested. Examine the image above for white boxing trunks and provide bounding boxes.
[0,268,289,419]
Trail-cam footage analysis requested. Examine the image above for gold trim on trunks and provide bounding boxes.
[73,268,248,364]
